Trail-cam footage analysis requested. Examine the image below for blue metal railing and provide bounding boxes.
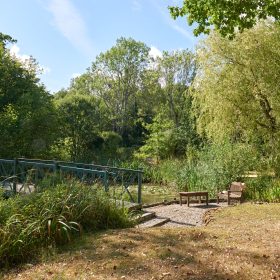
[0,158,143,203]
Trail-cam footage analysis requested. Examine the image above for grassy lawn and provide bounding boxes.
[2,203,280,280]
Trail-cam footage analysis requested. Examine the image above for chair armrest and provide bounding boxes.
[217,190,228,194]
[228,190,243,194]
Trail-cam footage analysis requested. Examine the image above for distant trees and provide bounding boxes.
[89,37,150,145]
[138,50,199,160]
[3,25,280,171]
[0,34,199,162]
[0,33,57,158]
[54,94,105,161]
[54,39,199,162]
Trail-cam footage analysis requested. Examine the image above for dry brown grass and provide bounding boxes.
[1,203,280,280]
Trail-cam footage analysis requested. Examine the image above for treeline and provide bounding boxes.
[0,34,199,163]
[1,21,280,180]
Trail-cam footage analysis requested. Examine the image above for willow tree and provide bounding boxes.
[193,21,280,171]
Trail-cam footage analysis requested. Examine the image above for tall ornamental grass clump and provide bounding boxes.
[176,142,257,196]
[244,176,280,202]
[120,159,185,185]
[0,182,133,268]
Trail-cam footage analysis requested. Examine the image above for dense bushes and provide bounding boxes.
[176,142,257,195]
[244,176,280,203]
[0,182,133,267]
[124,141,279,202]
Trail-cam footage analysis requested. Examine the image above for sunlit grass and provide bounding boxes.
[2,203,279,280]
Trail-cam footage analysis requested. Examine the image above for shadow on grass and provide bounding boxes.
[3,204,280,280]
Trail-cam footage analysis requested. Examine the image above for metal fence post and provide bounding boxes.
[104,170,109,192]
[13,158,18,194]
[137,172,142,204]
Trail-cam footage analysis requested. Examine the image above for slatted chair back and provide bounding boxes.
[217,181,246,205]
[230,182,245,195]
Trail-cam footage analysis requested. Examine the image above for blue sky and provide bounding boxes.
[0,0,199,93]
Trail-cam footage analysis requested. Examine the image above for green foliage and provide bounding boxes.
[193,21,280,174]
[244,176,280,202]
[176,142,257,196]
[0,33,58,158]
[54,93,106,162]
[100,131,122,159]
[0,32,16,46]
[0,182,133,267]
[137,50,200,160]
[136,113,174,161]
[120,158,184,186]
[89,37,150,146]
[169,1,280,38]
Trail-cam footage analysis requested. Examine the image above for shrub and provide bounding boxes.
[176,142,258,196]
[244,176,280,202]
[0,181,133,267]
[120,159,184,185]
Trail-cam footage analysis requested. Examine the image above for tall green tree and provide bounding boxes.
[193,22,280,171]
[138,50,199,159]
[88,37,150,145]
[169,0,280,38]
[0,33,58,158]
[55,93,106,162]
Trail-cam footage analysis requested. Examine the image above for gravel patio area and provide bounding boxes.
[145,203,226,228]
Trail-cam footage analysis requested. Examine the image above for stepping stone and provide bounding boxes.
[113,200,142,211]
[137,217,170,228]
[136,211,156,223]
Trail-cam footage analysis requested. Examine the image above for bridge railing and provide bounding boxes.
[55,161,143,204]
[0,158,143,203]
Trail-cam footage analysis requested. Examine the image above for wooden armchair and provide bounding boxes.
[217,182,246,205]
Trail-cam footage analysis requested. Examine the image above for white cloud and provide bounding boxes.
[148,46,162,71]
[149,46,162,59]
[47,0,94,57]
[9,44,51,75]
[10,45,30,61]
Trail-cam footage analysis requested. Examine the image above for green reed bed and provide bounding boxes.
[0,182,133,268]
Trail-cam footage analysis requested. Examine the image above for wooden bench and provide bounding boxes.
[179,191,209,207]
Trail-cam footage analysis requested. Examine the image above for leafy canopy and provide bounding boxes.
[0,32,57,158]
[169,0,280,38]
[193,21,280,171]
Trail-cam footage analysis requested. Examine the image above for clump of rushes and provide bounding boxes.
[0,181,133,268]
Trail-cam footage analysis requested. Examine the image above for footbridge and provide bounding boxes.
[0,158,143,204]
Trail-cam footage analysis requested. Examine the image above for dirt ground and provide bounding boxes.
[1,203,280,280]
[144,202,223,227]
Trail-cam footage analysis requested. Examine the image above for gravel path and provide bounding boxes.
[145,203,224,228]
